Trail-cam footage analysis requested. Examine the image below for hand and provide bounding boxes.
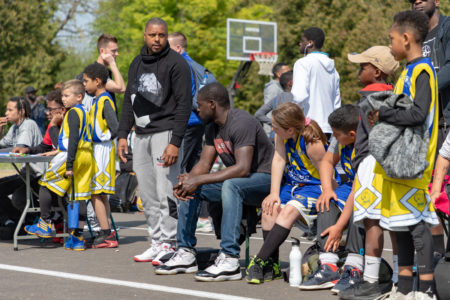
[173,186,194,201]
[321,224,343,252]
[367,110,379,127]
[177,173,199,198]
[317,189,337,213]
[65,170,73,178]
[40,150,58,156]
[11,147,29,154]
[50,110,64,126]
[101,53,115,66]
[117,138,128,163]
[430,191,440,208]
[262,193,281,216]
[0,117,7,127]
[161,144,179,167]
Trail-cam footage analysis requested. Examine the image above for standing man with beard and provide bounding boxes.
[117,18,192,264]
[411,0,450,260]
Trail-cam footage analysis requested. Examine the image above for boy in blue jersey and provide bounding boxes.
[25,80,94,251]
[83,63,119,248]
[342,11,439,299]
[299,105,364,293]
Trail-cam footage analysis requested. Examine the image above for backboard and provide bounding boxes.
[227,18,277,61]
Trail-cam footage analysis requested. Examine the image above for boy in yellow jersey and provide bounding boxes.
[83,63,118,248]
[25,80,93,251]
[342,10,439,300]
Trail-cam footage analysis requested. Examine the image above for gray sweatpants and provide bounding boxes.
[133,131,180,245]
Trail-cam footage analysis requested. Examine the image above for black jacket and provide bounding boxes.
[118,43,192,147]
[437,15,450,125]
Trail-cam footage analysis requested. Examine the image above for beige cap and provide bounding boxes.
[348,46,399,76]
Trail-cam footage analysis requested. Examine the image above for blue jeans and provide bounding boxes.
[177,172,271,257]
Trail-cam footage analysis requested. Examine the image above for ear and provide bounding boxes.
[402,31,411,47]
[373,68,382,80]
[349,130,357,138]
[95,77,102,86]
[436,0,440,8]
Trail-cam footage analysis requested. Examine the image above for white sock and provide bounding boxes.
[392,254,398,283]
[319,252,339,266]
[345,253,364,271]
[363,255,381,283]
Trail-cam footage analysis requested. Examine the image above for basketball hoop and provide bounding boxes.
[250,52,278,76]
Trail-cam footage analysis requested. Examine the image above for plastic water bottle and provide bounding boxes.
[199,73,208,91]
[289,237,302,287]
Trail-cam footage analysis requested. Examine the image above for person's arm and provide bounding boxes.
[66,110,80,171]
[317,144,340,212]
[177,145,254,199]
[306,139,327,171]
[102,54,126,94]
[27,142,52,154]
[103,100,119,139]
[334,74,341,109]
[264,83,281,104]
[291,61,310,107]
[48,126,59,149]
[173,145,217,201]
[379,72,431,126]
[262,133,286,216]
[0,125,13,148]
[254,99,274,126]
[321,180,356,252]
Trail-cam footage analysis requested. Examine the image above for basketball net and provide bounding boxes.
[250,52,278,76]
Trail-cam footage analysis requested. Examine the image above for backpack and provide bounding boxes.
[109,172,138,212]
[188,59,217,108]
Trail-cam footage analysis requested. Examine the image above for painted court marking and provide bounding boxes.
[0,263,259,300]
[119,225,394,252]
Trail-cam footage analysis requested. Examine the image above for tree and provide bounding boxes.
[0,0,88,108]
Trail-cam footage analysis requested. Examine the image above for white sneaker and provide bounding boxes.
[152,243,176,266]
[194,252,242,281]
[196,219,213,233]
[133,243,161,262]
[415,291,437,300]
[155,247,198,275]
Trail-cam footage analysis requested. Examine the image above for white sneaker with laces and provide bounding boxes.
[154,248,198,275]
[196,220,213,233]
[152,243,176,266]
[133,243,161,262]
[194,252,242,281]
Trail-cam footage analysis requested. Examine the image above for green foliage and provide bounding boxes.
[94,0,449,114]
[0,0,66,105]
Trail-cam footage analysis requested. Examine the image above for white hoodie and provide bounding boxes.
[292,52,341,134]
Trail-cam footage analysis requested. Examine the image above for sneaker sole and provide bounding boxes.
[24,228,52,238]
[246,278,263,284]
[133,257,153,262]
[299,280,338,290]
[155,266,198,275]
[194,273,242,282]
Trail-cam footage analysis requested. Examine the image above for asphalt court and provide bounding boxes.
[0,212,395,300]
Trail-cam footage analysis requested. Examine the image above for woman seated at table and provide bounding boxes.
[0,96,43,239]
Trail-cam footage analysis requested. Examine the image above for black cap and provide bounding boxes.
[25,86,36,94]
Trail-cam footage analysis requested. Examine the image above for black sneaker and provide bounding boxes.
[264,258,282,282]
[338,280,391,300]
[246,256,265,284]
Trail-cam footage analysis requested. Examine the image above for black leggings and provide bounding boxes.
[395,221,434,274]
[39,187,87,222]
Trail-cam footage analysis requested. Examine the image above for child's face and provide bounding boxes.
[272,118,295,140]
[61,88,82,108]
[358,63,378,86]
[332,128,356,146]
[83,74,98,96]
[389,25,407,61]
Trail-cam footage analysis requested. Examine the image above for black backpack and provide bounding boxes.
[109,173,138,212]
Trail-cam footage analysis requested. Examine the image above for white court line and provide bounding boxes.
[0,263,259,300]
[119,226,394,252]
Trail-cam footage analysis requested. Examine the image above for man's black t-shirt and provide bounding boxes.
[205,108,273,174]
[423,26,439,72]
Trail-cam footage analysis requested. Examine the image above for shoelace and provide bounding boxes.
[214,254,227,267]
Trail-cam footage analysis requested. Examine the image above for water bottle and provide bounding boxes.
[199,73,208,91]
[289,237,302,287]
